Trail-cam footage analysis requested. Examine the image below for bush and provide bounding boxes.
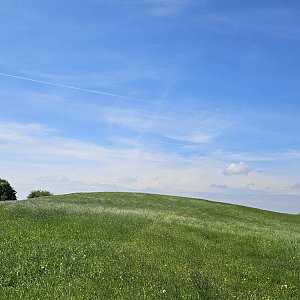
[27,190,53,199]
[0,178,17,201]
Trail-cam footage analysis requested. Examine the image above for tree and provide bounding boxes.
[27,190,53,199]
[0,178,17,201]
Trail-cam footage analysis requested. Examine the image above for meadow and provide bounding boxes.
[0,192,299,299]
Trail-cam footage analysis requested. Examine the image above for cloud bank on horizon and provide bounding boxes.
[0,0,300,213]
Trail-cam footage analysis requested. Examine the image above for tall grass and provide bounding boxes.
[0,192,299,299]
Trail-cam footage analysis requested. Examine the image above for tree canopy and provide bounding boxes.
[0,178,17,201]
[27,190,53,199]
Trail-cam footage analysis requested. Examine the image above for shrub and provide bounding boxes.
[27,190,53,199]
[0,178,17,201]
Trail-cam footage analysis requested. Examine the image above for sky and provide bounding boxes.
[0,0,300,213]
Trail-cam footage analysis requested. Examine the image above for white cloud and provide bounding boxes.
[223,162,251,176]
[1,121,299,214]
[0,121,167,163]
[0,121,225,198]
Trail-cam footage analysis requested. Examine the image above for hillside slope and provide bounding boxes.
[0,192,299,299]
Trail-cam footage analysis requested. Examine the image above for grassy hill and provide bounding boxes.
[0,192,299,299]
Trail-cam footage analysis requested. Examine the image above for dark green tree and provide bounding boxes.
[0,178,17,201]
[27,190,53,199]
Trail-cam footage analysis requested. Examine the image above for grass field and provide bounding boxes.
[0,192,299,299]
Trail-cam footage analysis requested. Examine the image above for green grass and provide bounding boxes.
[0,192,299,299]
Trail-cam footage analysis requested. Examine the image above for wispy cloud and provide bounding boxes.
[0,121,167,163]
[210,184,229,189]
[1,121,299,213]
[213,150,300,162]
[0,85,234,149]
[0,72,153,104]
[92,0,202,17]
[0,122,56,142]
[103,106,233,145]
[291,182,300,189]
[193,7,300,40]
[143,0,189,17]
[0,121,216,198]
[20,63,170,91]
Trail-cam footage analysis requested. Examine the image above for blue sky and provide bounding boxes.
[1,0,300,213]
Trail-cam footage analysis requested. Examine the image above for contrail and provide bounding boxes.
[0,72,154,104]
